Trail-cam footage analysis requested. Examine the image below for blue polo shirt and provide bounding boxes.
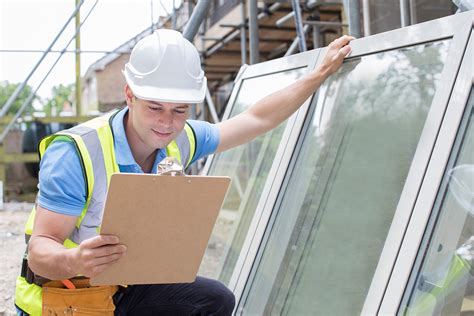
[37,107,220,216]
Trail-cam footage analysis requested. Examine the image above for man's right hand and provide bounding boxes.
[69,235,127,277]
[28,206,127,280]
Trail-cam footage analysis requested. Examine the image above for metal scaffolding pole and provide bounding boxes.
[240,0,247,65]
[187,0,194,19]
[312,25,321,49]
[150,0,155,29]
[183,0,211,41]
[172,0,177,30]
[343,0,362,38]
[205,89,220,123]
[303,20,348,27]
[362,0,371,36]
[291,0,307,52]
[249,0,259,64]
[181,0,220,124]
[0,0,85,118]
[409,0,417,24]
[187,1,196,121]
[400,0,411,27]
[285,24,310,56]
[0,0,98,143]
[204,3,281,57]
[276,11,295,28]
[75,0,82,116]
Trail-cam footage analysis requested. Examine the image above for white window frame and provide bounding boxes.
[221,11,474,315]
[201,50,321,293]
[379,26,474,315]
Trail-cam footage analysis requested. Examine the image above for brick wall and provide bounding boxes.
[96,54,130,112]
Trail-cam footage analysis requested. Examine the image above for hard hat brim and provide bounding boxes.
[124,71,207,104]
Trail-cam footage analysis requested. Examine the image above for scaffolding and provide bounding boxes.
[0,0,458,201]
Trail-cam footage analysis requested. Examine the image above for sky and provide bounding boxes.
[0,0,177,102]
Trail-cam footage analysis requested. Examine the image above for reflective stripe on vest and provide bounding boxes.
[168,123,196,168]
[404,254,471,314]
[16,109,196,315]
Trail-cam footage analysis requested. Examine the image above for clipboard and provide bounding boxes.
[90,173,230,286]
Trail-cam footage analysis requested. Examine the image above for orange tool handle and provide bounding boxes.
[61,279,76,289]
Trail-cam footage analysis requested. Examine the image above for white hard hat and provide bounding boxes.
[123,29,207,104]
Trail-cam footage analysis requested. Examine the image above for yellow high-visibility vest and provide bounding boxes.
[404,254,471,315]
[15,110,196,315]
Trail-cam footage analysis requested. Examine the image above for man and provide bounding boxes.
[15,29,353,315]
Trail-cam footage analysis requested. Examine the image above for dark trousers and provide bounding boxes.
[113,276,235,316]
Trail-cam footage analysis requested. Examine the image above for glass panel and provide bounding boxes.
[240,40,450,315]
[402,88,474,316]
[199,67,307,284]
[369,0,401,34]
[412,0,455,24]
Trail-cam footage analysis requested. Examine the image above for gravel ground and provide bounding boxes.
[0,202,33,316]
[0,202,231,315]
[199,216,234,279]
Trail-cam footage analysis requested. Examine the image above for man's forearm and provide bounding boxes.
[215,67,331,152]
[214,36,353,153]
[27,236,77,280]
[246,67,328,134]
[243,36,353,135]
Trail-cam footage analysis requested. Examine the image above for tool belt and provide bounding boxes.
[42,279,118,315]
[21,256,50,286]
[21,257,118,315]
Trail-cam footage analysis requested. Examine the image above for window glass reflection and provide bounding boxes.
[200,67,307,283]
[240,40,450,315]
[402,88,473,316]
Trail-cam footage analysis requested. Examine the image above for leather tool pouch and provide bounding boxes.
[42,278,118,315]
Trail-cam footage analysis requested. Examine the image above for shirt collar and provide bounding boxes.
[111,107,136,167]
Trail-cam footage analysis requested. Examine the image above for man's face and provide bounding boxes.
[127,90,189,150]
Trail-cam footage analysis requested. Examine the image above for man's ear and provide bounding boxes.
[124,84,134,107]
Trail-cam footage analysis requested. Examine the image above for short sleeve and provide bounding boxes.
[37,140,87,216]
[187,120,220,164]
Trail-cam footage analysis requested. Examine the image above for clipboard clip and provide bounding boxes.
[156,157,185,176]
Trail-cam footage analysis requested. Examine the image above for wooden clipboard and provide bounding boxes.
[90,173,230,286]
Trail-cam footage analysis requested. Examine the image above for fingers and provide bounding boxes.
[87,262,116,276]
[79,236,126,262]
[94,244,127,258]
[73,235,126,277]
[93,252,125,266]
[83,256,123,277]
[83,235,120,249]
[78,248,125,275]
[337,45,352,59]
[317,34,355,77]
[330,35,356,49]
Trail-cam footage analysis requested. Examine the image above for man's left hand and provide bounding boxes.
[317,35,355,78]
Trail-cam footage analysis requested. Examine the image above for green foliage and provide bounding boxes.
[44,83,75,116]
[0,81,36,115]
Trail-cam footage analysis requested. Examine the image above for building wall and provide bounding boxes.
[4,129,37,199]
[368,0,456,35]
[209,0,239,26]
[82,75,98,114]
[96,53,130,112]
[412,0,456,23]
